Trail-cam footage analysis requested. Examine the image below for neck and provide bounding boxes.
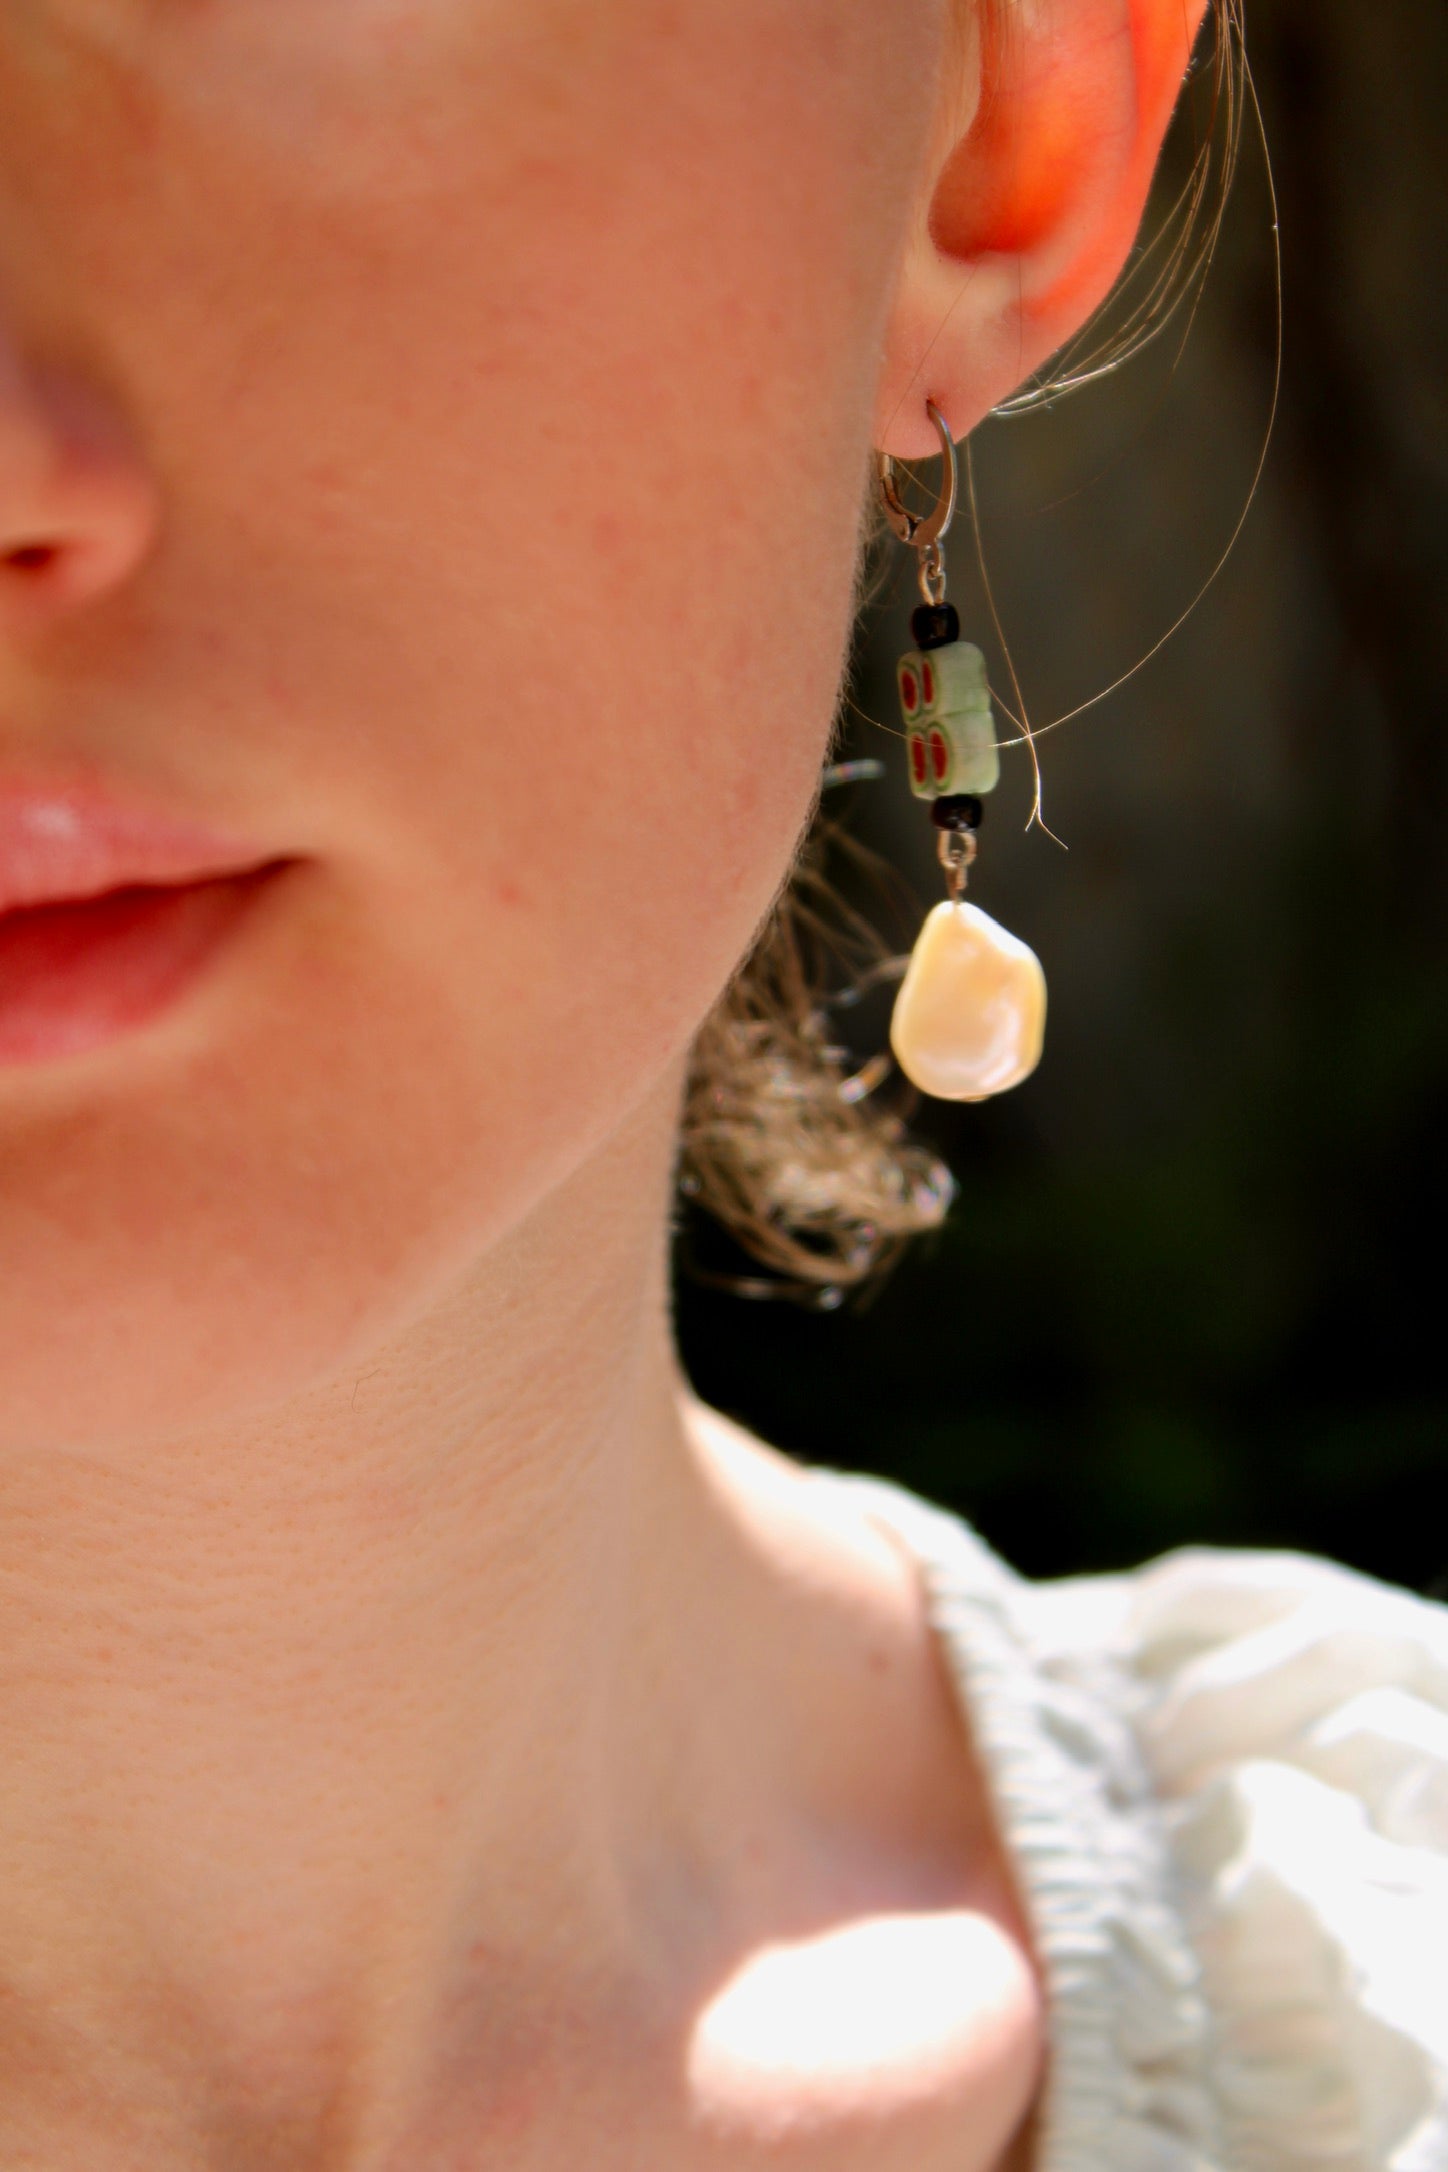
[0,1065,749,2156]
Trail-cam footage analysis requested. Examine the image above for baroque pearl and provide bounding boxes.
[890,900,1046,1101]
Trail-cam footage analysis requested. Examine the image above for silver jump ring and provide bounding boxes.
[918,541,947,607]
[875,399,958,552]
[938,826,977,903]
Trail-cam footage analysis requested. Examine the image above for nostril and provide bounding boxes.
[0,369,162,615]
[0,523,151,610]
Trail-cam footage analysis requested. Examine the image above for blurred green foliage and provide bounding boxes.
[675,0,1448,1592]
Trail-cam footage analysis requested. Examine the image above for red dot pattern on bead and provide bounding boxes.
[929,729,949,785]
[909,735,927,787]
[900,668,919,716]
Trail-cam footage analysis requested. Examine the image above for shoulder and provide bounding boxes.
[675,1402,1048,2172]
[842,1474,1448,2172]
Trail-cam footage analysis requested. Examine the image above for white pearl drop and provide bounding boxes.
[889,900,1046,1101]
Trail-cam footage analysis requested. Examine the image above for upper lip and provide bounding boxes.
[0,780,276,917]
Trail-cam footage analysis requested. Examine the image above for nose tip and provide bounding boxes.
[0,364,160,622]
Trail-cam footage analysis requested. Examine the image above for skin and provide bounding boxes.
[0,0,1203,2165]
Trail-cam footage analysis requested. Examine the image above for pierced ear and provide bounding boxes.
[875,0,1209,457]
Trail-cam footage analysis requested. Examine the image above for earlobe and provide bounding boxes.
[874,0,1210,457]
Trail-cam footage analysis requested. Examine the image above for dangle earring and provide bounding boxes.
[876,402,1047,1101]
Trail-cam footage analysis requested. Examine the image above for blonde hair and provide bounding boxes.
[679,778,956,1307]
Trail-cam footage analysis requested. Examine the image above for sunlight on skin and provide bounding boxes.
[690,1908,1042,2153]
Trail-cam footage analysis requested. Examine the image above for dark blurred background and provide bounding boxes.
[675,0,1448,1593]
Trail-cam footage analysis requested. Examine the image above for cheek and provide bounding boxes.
[0,716,811,1452]
[0,540,837,1451]
[0,0,916,1444]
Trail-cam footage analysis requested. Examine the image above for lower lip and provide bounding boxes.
[0,864,284,1068]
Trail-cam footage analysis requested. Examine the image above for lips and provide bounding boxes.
[0,783,289,1067]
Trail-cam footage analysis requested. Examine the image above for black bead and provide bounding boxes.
[930,794,984,833]
[910,602,960,652]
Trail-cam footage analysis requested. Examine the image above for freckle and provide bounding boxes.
[731,769,763,819]
[590,511,622,558]
[304,460,348,498]
[495,879,523,908]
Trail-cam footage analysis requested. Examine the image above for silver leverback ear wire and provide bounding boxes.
[875,399,958,606]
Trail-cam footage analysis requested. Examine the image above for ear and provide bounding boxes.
[875,0,1210,456]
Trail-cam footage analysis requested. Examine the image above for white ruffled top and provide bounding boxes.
[821,1471,1448,2172]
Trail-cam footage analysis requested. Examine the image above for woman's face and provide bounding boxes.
[0,1,938,1442]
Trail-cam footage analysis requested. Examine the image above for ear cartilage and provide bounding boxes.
[874,405,1045,1102]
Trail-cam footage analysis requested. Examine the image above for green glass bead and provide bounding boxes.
[897,639,1000,800]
